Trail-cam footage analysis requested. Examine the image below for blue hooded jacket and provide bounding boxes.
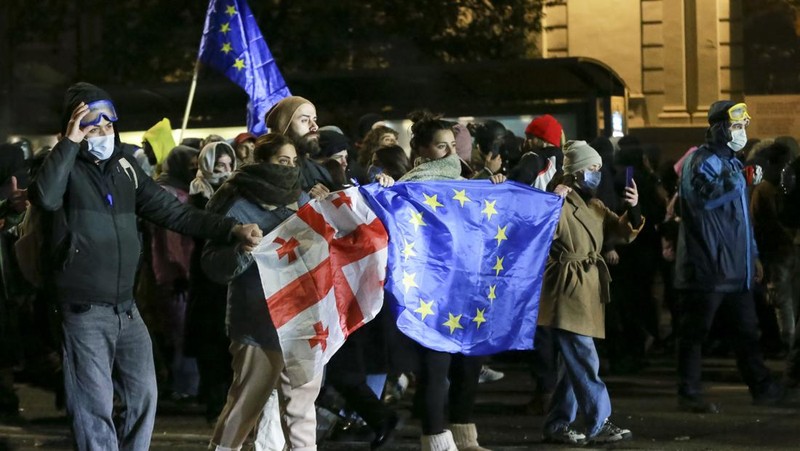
[674,137,758,293]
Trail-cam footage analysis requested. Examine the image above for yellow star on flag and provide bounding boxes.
[494,225,508,246]
[225,5,237,16]
[443,313,464,334]
[423,193,444,212]
[473,308,487,329]
[402,240,417,261]
[221,22,231,34]
[233,58,246,70]
[402,271,418,293]
[487,284,497,302]
[452,189,472,207]
[493,256,505,276]
[414,299,435,321]
[221,42,233,54]
[482,199,498,221]
[409,209,426,231]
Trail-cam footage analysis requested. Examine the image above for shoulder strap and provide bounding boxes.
[118,158,139,189]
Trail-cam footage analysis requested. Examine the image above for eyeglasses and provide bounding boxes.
[80,100,119,128]
[727,103,751,122]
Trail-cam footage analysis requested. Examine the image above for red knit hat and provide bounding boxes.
[524,114,563,147]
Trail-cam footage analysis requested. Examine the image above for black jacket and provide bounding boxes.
[29,139,238,305]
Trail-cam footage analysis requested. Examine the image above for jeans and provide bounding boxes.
[544,328,611,438]
[677,290,773,398]
[61,302,157,451]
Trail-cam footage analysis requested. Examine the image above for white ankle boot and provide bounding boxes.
[421,429,458,451]
[450,423,491,451]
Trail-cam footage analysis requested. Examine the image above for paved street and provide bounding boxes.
[1,355,799,450]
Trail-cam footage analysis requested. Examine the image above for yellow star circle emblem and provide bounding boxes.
[452,189,472,207]
[443,313,464,334]
[473,308,487,329]
[494,225,508,246]
[423,193,444,212]
[414,299,435,321]
[482,199,498,221]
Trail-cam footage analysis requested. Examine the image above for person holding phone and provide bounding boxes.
[537,140,641,445]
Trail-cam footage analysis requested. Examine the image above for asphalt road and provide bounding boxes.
[1,355,799,450]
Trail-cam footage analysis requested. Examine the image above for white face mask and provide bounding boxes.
[727,128,747,152]
[86,135,115,160]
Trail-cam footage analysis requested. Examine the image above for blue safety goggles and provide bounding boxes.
[79,100,119,128]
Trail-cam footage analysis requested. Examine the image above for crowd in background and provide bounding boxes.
[0,90,799,450]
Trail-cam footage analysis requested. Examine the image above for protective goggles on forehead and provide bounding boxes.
[79,100,119,128]
[727,103,751,123]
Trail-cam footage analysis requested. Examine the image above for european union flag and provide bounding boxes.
[198,0,290,135]
[361,180,562,355]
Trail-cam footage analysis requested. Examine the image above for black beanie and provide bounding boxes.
[319,130,350,158]
[707,100,737,125]
[61,82,114,134]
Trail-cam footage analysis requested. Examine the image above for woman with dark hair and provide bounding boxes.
[359,126,399,168]
[369,145,412,182]
[400,111,504,451]
[203,132,311,450]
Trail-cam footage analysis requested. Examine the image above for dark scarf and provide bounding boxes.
[227,163,301,208]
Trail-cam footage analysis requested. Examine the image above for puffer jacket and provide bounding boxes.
[29,139,238,305]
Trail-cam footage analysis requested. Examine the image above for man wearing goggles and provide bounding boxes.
[673,100,785,414]
[78,99,119,128]
[30,82,265,451]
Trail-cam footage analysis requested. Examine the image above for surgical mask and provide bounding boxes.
[367,165,383,181]
[86,135,115,160]
[580,170,602,191]
[728,128,747,152]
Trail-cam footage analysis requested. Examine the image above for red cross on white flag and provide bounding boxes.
[253,187,389,387]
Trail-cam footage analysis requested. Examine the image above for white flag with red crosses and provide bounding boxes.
[252,187,389,387]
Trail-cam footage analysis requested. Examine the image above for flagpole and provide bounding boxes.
[179,59,201,143]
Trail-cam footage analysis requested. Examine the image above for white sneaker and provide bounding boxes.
[588,419,632,443]
[543,426,586,445]
[478,365,504,383]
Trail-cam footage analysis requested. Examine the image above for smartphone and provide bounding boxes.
[625,166,634,188]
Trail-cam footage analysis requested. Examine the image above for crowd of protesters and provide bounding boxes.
[0,84,798,451]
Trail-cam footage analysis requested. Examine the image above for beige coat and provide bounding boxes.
[537,190,643,338]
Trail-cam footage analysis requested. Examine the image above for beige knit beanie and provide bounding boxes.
[562,140,602,175]
[265,96,313,135]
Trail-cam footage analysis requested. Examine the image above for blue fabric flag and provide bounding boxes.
[361,180,562,355]
[198,0,290,135]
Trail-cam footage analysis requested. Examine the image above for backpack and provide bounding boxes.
[14,204,50,289]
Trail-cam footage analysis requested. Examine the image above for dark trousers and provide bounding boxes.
[325,326,393,431]
[677,290,773,398]
[416,345,484,435]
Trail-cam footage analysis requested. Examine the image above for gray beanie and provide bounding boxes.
[563,140,602,175]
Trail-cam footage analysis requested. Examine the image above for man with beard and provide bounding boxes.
[266,97,334,200]
[675,101,784,414]
[509,114,564,191]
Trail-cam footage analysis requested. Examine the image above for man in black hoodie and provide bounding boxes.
[29,82,262,451]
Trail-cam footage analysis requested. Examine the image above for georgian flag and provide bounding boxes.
[252,187,389,388]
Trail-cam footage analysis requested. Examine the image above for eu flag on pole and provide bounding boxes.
[198,0,290,135]
[360,180,562,355]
